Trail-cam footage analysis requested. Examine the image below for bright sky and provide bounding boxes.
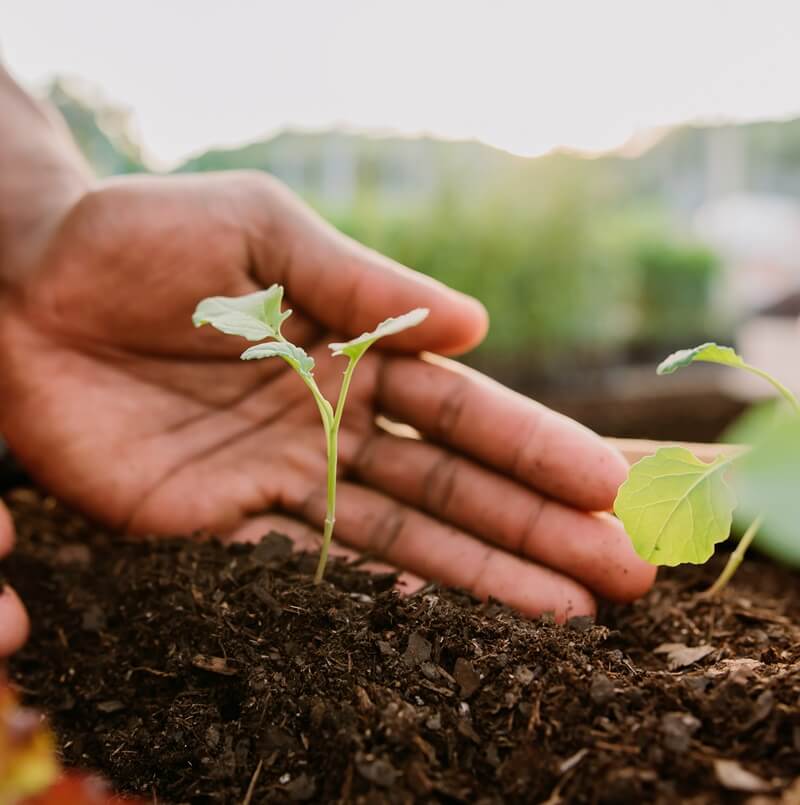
[3,0,800,168]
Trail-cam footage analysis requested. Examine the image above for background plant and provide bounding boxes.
[51,79,733,380]
[614,343,800,593]
[328,192,722,373]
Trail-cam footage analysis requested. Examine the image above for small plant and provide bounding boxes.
[614,343,800,595]
[193,285,428,583]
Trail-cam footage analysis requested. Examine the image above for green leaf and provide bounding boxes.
[192,285,291,341]
[614,446,736,566]
[735,417,800,567]
[657,342,800,413]
[329,308,429,360]
[657,343,747,376]
[261,285,292,335]
[240,341,315,377]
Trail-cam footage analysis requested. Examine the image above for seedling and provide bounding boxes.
[193,285,428,583]
[614,343,800,595]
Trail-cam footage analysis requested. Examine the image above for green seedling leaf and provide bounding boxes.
[241,341,315,377]
[329,308,429,360]
[261,284,292,334]
[658,342,800,413]
[614,447,736,566]
[192,285,291,341]
[657,343,746,376]
[735,417,800,567]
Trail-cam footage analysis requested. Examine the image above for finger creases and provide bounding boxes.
[377,354,630,512]
[301,481,596,622]
[353,432,656,603]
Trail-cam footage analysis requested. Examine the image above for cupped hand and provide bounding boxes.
[0,171,655,621]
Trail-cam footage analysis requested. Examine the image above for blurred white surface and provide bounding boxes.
[728,315,800,400]
[695,193,800,315]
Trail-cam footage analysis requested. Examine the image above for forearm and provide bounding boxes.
[0,64,92,278]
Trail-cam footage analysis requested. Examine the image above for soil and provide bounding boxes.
[3,487,800,805]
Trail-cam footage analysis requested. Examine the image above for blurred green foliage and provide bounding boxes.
[326,190,719,368]
[633,239,720,345]
[48,80,726,369]
[49,80,144,177]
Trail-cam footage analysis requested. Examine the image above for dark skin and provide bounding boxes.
[0,66,655,657]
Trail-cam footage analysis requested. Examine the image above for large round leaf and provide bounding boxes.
[614,446,736,566]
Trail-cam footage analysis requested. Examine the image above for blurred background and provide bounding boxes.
[4,0,800,442]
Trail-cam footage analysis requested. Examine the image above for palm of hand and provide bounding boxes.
[0,173,655,618]
[0,177,379,537]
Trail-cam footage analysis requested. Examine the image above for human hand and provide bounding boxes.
[0,502,28,657]
[0,171,655,620]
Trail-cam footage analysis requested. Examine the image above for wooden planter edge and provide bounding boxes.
[606,436,744,465]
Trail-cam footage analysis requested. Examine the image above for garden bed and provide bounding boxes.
[4,487,800,804]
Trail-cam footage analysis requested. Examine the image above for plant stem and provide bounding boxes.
[313,356,360,584]
[314,423,338,584]
[333,356,360,431]
[705,513,764,596]
[295,372,336,584]
[744,365,800,416]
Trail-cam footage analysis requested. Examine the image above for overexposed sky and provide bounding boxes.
[3,0,800,168]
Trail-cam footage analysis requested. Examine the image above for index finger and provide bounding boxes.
[377,354,629,512]
[245,175,489,355]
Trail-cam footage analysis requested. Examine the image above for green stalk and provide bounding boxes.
[705,362,795,594]
[313,356,360,584]
[743,365,800,416]
[314,423,338,584]
[332,356,360,431]
[295,372,336,585]
[705,513,764,596]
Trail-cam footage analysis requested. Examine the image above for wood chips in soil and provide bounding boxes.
[3,488,800,804]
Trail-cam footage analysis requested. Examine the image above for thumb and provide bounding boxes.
[0,503,29,657]
[244,174,489,355]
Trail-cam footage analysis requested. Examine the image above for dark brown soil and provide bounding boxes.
[4,488,800,805]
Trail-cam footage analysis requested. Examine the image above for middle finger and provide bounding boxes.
[351,431,655,603]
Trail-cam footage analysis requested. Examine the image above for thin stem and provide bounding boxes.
[292,367,336,584]
[275,332,335,426]
[300,373,334,427]
[333,356,361,430]
[314,424,338,584]
[314,356,360,584]
[705,513,764,597]
[744,365,800,416]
